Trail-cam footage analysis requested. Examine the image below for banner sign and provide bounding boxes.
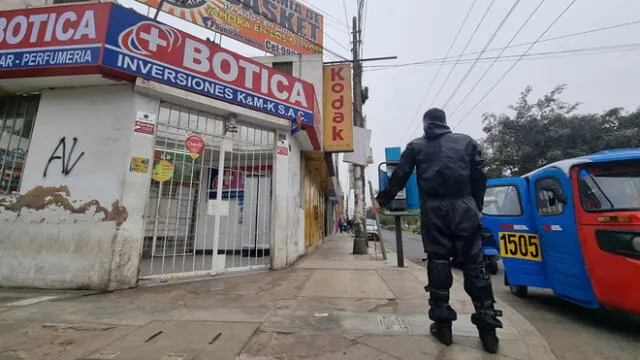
[135,0,323,56]
[0,3,110,72]
[0,3,320,150]
[323,64,353,152]
[102,5,315,126]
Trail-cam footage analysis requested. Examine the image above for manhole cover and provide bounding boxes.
[377,315,410,332]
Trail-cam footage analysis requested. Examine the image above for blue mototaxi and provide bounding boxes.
[480,149,640,313]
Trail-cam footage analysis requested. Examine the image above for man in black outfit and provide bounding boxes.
[375,108,502,353]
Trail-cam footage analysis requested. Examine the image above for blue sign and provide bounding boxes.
[101,5,315,126]
[0,46,101,70]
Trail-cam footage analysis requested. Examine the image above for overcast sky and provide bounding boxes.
[118,0,640,214]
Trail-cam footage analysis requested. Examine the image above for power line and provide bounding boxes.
[452,0,578,131]
[342,0,351,34]
[361,43,640,71]
[398,0,479,145]
[430,0,496,105]
[325,31,350,53]
[441,0,520,110]
[448,0,546,119]
[298,0,346,26]
[324,46,350,61]
[359,0,368,59]
[365,18,640,71]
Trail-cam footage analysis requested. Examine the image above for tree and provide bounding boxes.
[480,85,640,176]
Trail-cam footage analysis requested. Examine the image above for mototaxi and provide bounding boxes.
[481,149,640,314]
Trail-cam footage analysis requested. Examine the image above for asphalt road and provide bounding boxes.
[380,229,640,360]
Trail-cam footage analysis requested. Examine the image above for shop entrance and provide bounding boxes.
[139,102,275,279]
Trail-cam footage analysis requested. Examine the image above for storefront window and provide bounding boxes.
[0,94,40,195]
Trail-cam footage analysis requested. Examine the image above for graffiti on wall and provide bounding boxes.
[43,137,85,178]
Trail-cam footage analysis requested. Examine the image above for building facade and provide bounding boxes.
[0,1,340,290]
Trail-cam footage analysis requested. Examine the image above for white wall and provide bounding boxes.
[0,0,47,10]
[252,54,324,120]
[256,55,323,267]
[0,84,157,290]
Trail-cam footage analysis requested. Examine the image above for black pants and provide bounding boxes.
[421,196,502,330]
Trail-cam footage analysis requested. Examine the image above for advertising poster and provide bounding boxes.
[135,0,324,55]
[323,64,354,152]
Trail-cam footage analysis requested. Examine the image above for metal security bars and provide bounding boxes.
[0,94,39,196]
[140,102,275,279]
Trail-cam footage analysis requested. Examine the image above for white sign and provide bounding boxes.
[207,199,229,216]
[136,111,156,123]
[343,126,372,166]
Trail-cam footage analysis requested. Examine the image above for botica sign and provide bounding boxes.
[0,2,322,151]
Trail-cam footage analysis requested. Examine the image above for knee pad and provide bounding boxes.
[463,263,493,301]
[427,259,453,291]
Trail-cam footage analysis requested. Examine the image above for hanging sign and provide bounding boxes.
[151,159,174,182]
[323,64,354,152]
[185,135,205,159]
[132,0,324,56]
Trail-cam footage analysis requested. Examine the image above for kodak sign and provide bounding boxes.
[322,64,353,152]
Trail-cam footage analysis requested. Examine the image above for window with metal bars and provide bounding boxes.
[0,94,40,195]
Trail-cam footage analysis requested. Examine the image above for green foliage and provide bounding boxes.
[481,85,640,177]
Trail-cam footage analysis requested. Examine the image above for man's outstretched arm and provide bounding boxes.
[376,143,416,208]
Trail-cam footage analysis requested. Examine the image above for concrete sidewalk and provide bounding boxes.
[0,234,556,360]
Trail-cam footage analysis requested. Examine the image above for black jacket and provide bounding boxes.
[376,121,487,210]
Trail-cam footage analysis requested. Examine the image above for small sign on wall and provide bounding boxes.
[277,134,288,156]
[129,156,150,173]
[207,199,230,216]
[185,134,205,160]
[134,111,156,136]
[134,120,155,136]
[152,159,174,182]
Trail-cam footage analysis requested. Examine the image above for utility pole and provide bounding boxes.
[351,15,368,255]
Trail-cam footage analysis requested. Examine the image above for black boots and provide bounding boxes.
[471,300,503,354]
[477,327,499,353]
[430,322,453,346]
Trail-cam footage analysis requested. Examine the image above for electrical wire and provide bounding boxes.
[398,0,479,145]
[363,43,640,70]
[342,0,351,34]
[298,0,347,27]
[365,18,640,71]
[452,0,578,131]
[324,46,350,61]
[441,0,521,109]
[325,31,350,53]
[430,0,496,105]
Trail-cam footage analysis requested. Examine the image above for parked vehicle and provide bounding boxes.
[366,219,379,241]
[482,149,640,314]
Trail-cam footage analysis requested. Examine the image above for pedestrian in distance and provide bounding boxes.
[374,108,502,353]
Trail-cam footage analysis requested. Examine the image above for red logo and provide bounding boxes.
[118,21,182,56]
[185,135,205,154]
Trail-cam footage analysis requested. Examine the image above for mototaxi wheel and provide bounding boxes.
[509,285,528,298]
[504,273,528,298]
